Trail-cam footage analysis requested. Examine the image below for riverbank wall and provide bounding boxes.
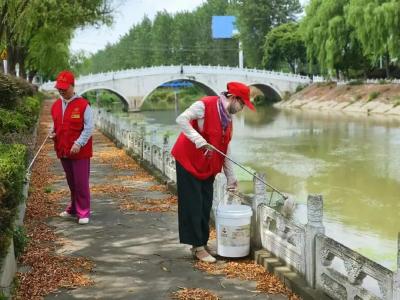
[276,82,400,116]
[94,107,400,300]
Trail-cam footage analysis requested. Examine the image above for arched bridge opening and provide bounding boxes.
[80,88,130,112]
[250,84,282,106]
[140,79,217,112]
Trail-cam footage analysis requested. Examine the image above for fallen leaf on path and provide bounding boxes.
[171,288,220,300]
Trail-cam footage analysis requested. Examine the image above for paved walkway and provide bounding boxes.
[44,130,289,300]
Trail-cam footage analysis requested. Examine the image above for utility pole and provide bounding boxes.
[233,29,243,68]
[238,39,244,68]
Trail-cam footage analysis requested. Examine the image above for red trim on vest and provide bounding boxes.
[171,96,232,180]
[51,97,93,159]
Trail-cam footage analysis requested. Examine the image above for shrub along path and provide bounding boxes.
[17,99,298,299]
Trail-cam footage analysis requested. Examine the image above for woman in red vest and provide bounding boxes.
[50,70,93,225]
[171,82,255,263]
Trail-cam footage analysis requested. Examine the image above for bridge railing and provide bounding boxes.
[39,65,311,90]
[93,107,400,300]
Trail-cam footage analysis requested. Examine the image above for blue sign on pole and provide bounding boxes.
[211,16,237,39]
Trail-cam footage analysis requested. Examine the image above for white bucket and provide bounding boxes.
[216,204,253,257]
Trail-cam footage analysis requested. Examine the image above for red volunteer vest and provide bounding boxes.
[51,97,93,159]
[171,96,232,180]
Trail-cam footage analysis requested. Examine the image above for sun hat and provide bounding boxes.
[227,81,255,111]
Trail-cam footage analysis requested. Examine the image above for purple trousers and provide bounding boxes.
[61,158,91,218]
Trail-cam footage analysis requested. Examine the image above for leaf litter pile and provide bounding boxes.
[120,195,177,212]
[92,133,140,170]
[16,100,94,299]
[92,138,178,213]
[171,287,220,300]
[194,259,301,300]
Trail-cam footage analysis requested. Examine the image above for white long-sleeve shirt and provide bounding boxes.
[175,98,237,185]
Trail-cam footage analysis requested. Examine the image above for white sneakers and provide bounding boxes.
[59,211,74,218]
[78,218,89,225]
[59,211,89,225]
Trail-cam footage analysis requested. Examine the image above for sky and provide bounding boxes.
[70,0,309,55]
[70,0,205,54]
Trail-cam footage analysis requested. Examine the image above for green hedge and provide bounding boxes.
[0,75,40,268]
[0,95,41,135]
[0,144,27,264]
[0,74,36,110]
[0,109,27,134]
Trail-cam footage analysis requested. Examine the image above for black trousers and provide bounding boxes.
[176,161,214,247]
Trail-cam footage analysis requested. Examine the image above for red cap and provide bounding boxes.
[55,70,75,90]
[227,81,255,111]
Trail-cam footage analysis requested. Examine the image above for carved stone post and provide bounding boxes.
[305,194,325,288]
[123,124,129,147]
[150,130,157,165]
[393,233,400,300]
[162,135,169,175]
[127,131,133,150]
[212,173,227,221]
[252,173,267,251]
[140,126,145,160]
[213,173,227,205]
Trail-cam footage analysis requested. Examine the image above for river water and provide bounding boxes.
[113,106,400,270]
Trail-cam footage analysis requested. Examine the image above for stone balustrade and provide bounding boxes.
[94,107,400,300]
[40,65,311,93]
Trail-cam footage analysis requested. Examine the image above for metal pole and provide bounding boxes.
[27,134,49,174]
[239,39,243,68]
[207,144,287,199]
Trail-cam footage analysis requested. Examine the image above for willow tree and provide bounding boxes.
[235,0,301,68]
[300,0,366,78]
[0,0,113,78]
[151,11,174,66]
[346,0,400,77]
[262,22,306,73]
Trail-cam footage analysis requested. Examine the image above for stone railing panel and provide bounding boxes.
[143,141,151,163]
[164,154,176,182]
[152,145,163,172]
[259,204,306,274]
[316,234,394,300]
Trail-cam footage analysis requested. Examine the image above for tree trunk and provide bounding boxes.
[385,52,390,78]
[6,40,18,76]
[28,70,37,83]
[288,60,295,73]
[16,46,27,78]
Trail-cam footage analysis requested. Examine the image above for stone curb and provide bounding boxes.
[0,179,30,299]
[0,105,40,299]
[254,250,331,300]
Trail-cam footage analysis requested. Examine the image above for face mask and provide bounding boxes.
[227,99,243,114]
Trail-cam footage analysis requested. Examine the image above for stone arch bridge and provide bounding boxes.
[40,65,311,111]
